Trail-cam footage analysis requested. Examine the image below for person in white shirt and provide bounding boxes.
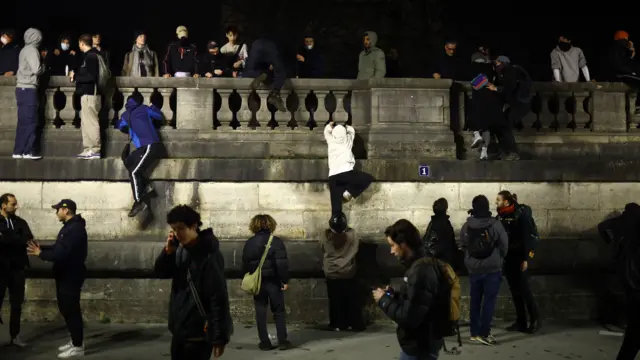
[324,121,374,215]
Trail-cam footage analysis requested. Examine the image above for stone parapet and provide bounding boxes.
[1,77,639,159]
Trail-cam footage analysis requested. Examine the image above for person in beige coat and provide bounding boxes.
[320,212,365,331]
[122,32,159,77]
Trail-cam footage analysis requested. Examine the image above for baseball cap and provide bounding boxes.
[207,40,218,49]
[176,26,188,38]
[51,199,77,212]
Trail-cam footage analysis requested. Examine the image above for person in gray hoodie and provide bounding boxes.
[13,28,44,160]
[460,195,508,346]
[357,31,386,80]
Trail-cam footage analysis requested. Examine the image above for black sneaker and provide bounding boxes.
[250,73,268,90]
[128,201,148,217]
[278,340,294,350]
[267,93,287,112]
[506,322,528,332]
[258,341,273,351]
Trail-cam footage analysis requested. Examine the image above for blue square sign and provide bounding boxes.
[419,165,430,177]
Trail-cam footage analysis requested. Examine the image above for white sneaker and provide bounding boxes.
[76,151,100,160]
[342,190,353,202]
[471,131,484,148]
[480,147,488,160]
[58,345,84,358]
[58,340,73,352]
[12,154,23,159]
[22,154,42,160]
[11,336,27,348]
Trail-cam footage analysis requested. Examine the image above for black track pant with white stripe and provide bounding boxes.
[123,143,163,202]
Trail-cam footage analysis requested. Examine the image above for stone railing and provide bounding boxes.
[0,77,639,159]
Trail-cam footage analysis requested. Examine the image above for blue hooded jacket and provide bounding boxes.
[118,98,162,148]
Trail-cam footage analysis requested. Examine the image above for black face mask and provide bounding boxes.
[558,42,571,51]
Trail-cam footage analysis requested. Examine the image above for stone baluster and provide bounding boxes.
[573,91,591,131]
[537,93,554,129]
[44,89,58,126]
[138,88,154,105]
[314,90,331,124]
[255,90,272,126]
[236,89,253,125]
[555,92,573,131]
[157,88,174,126]
[332,91,349,123]
[216,89,234,129]
[118,88,136,118]
[59,87,76,124]
[295,91,310,125]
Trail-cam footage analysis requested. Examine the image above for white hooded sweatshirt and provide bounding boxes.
[324,123,356,176]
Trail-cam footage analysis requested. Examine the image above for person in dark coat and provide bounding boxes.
[245,38,287,112]
[422,198,458,269]
[467,54,505,160]
[0,29,21,76]
[242,214,293,351]
[296,35,324,78]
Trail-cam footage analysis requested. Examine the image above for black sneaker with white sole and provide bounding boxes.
[128,201,148,217]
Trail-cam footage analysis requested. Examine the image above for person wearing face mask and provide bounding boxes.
[162,26,199,78]
[550,34,590,83]
[200,41,225,78]
[48,35,78,76]
[296,35,324,78]
[0,29,21,76]
[122,32,159,77]
[609,30,640,115]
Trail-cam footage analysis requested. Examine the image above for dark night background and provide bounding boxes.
[0,1,633,81]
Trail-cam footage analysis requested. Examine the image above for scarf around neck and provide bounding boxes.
[130,44,153,77]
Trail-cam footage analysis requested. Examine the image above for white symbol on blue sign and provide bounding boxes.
[419,165,430,177]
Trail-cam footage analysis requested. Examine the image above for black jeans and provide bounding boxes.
[0,269,26,338]
[56,272,86,347]
[504,257,538,327]
[170,338,213,360]
[244,39,286,91]
[13,87,39,156]
[328,170,374,215]
[617,294,640,360]
[254,278,288,344]
[123,143,163,202]
[326,278,362,330]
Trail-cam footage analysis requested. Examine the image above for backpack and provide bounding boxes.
[96,53,111,90]
[467,226,495,259]
[517,204,540,246]
[419,257,462,354]
[422,222,439,257]
[240,235,273,295]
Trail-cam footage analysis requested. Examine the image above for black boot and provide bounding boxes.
[267,90,287,112]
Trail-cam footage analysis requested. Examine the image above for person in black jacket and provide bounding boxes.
[422,198,458,269]
[27,199,88,358]
[0,193,33,347]
[242,214,292,351]
[45,34,78,76]
[373,219,446,359]
[0,29,20,76]
[609,30,640,115]
[431,40,465,80]
[162,26,199,78]
[295,35,324,78]
[496,191,540,334]
[598,202,640,360]
[154,205,232,360]
[200,41,225,78]
[245,38,287,112]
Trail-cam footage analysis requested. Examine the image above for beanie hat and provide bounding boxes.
[614,30,629,40]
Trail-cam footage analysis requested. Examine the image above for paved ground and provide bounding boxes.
[1,321,624,359]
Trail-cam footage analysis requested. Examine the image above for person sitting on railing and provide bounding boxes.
[200,41,225,78]
[550,34,591,83]
[162,26,199,78]
[609,30,640,115]
[117,92,164,218]
[245,38,287,112]
[122,32,159,77]
[324,121,374,216]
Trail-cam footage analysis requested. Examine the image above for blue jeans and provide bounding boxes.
[399,339,443,360]
[14,87,39,155]
[469,271,502,337]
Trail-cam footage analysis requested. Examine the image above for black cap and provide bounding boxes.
[51,199,77,212]
[207,40,218,49]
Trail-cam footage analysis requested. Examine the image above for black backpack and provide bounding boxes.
[467,226,495,259]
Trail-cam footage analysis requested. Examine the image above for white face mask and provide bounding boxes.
[306,45,313,50]
[61,43,69,51]
[0,37,7,45]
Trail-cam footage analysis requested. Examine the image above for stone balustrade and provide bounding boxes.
[0,77,639,159]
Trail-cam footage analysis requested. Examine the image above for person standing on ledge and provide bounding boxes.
[0,193,34,348]
[324,121,374,216]
[27,199,88,358]
[154,205,232,360]
[117,92,164,218]
[13,28,45,160]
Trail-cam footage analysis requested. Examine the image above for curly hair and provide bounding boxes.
[249,214,277,234]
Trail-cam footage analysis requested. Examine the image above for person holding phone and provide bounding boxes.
[154,205,232,360]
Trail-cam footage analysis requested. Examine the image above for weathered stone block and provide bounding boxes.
[258,183,329,211]
[208,210,306,240]
[498,183,571,210]
[569,183,601,209]
[0,181,42,208]
[458,183,500,209]
[547,210,610,238]
[199,183,260,210]
[42,182,132,210]
[599,183,640,210]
